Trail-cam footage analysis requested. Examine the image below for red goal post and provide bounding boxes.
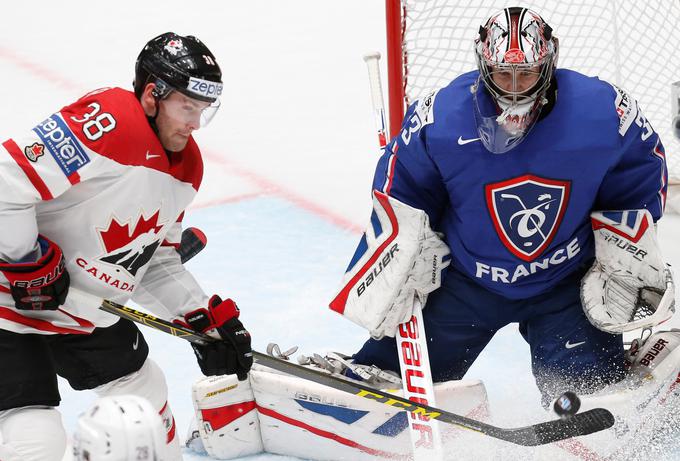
[384,0,680,196]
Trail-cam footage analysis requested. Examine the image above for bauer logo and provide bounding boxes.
[188,77,223,99]
[33,115,90,177]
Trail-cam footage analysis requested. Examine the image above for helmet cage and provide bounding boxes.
[471,7,558,153]
[476,54,555,108]
[474,7,557,109]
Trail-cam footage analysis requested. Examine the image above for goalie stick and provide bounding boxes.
[97,300,615,446]
[363,51,443,460]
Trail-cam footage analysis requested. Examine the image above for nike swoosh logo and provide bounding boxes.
[146,151,161,160]
[133,333,140,350]
[457,136,481,145]
[565,340,586,349]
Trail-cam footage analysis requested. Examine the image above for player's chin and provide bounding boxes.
[164,135,190,152]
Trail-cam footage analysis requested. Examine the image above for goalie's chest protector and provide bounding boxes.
[0,87,201,333]
[392,70,651,299]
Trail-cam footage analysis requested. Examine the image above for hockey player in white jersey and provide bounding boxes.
[0,33,253,460]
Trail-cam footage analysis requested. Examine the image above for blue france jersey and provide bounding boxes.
[374,69,668,299]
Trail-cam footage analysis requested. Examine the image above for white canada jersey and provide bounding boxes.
[0,87,209,335]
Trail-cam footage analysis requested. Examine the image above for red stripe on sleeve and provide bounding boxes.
[2,139,53,200]
[67,171,81,185]
[0,306,92,334]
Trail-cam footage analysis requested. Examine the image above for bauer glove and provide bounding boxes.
[181,296,253,380]
[0,235,70,310]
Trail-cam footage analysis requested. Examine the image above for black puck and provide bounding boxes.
[554,391,581,418]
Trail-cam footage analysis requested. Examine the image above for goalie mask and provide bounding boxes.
[473,7,558,153]
[73,395,167,461]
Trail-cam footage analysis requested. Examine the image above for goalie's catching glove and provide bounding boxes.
[180,296,253,380]
[581,210,675,333]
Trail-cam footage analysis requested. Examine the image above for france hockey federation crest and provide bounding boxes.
[485,175,570,262]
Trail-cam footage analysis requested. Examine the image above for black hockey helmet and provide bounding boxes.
[134,32,223,103]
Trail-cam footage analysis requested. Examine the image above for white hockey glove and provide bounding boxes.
[329,191,451,339]
[581,210,675,333]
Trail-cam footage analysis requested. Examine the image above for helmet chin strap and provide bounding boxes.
[145,80,165,137]
[145,106,161,139]
[143,91,171,155]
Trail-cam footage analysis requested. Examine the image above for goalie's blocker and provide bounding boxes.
[329,191,451,339]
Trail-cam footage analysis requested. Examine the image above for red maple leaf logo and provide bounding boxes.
[99,210,164,253]
[24,142,45,162]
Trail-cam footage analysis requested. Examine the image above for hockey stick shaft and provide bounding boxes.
[98,300,615,446]
[364,51,443,459]
[363,52,389,149]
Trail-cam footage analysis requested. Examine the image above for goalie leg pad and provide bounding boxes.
[0,406,66,461]
[250,365,490,460]
[190,374,263,459]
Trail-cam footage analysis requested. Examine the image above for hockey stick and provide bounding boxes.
[177,227,207,264]
[364,51,443,459]
[97,300,615,446]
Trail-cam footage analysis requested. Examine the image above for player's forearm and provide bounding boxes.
[132,246,209,318]
[0,201,40,262]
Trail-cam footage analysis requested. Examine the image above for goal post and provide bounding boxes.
[386,0,406,139]
[384,0,680,189]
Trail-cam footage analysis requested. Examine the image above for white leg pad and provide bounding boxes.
[0,406,66,461]
[250,365,490,460]
[190,374,263,458]
[92,358,181,460]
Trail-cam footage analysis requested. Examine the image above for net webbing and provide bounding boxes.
[401,0,680,180]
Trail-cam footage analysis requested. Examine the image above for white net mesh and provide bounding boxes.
[400,0,680,181]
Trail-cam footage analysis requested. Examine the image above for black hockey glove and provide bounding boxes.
[180,295,253,380]
[0,235,70,310]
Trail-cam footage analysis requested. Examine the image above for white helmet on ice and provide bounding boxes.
[73,395,167,461]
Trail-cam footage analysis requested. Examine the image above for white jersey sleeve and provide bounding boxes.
[132,221,209,319]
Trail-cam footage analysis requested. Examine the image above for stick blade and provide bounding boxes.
[516,408,615,446]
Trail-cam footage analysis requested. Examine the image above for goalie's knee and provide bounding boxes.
[0,406,66,461]
[189,374,263,458]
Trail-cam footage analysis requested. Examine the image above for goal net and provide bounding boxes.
[386,0,680,186]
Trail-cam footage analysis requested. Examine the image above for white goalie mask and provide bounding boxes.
[473,7,558,153]
[73,395,167,461]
